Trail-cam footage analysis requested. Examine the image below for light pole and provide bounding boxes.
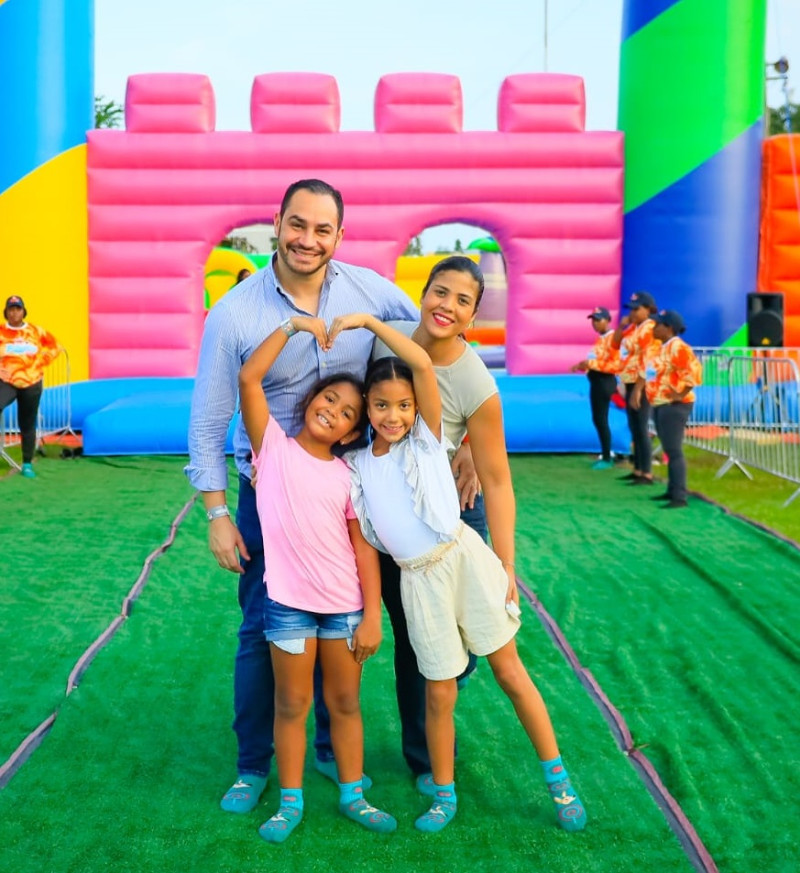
[765,56,792,134]
[543,0,548,72]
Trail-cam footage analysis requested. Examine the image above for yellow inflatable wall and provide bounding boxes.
[0,146,89,380]
[394,253,479,304]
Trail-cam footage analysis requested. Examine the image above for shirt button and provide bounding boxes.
[321,362,327,368]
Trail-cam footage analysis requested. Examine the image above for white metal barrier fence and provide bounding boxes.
[688,348,800,506]
[1,348,73,470]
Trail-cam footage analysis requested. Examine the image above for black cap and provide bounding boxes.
[587,306,611,320]
[653,309,686,334]
[4,295,24,309]
[623,291,656,310]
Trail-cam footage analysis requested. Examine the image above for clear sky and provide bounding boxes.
[94,0,799,250]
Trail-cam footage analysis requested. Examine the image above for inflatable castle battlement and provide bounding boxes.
[88,71,624,378]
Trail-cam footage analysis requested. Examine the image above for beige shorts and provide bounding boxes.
[396,522,520,681]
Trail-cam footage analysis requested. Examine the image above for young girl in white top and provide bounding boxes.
[329,312,587,834]
[239,315,396,843]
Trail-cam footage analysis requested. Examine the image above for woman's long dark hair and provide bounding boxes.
[420,255,485,312]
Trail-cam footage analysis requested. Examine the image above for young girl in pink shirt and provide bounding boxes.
[239,315,396,844]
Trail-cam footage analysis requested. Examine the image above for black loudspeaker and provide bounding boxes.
[747,292,784,347]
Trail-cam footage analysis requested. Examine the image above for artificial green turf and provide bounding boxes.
[512,454,800,872]
[3,451,800,871]
[0,454,195,764]
[683,445,800,542]
[0,453,692,872]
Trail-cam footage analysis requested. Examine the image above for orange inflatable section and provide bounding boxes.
[757,134,800,344]
[464,326,506,345]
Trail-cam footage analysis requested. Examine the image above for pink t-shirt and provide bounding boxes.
[252,416,362,613]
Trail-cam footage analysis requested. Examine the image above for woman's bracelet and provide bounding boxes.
[501,560,515,570]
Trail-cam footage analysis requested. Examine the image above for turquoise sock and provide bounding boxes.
[259,789,304,844]
[338,779,363,805]
[415,782,457,833]
[339,795,397,833]
[220,773,268,813]
[541,756,587,832]
[315,758,373,791]
[542,755,568,783]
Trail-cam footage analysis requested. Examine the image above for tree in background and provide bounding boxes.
[435,239,464,254]
[95,96,124,129]
[404,236,423,256]
[220,236,257,253]
[767,102,800,135]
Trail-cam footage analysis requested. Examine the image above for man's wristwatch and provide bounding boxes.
[280,318,297,338]
[206,504,230,521]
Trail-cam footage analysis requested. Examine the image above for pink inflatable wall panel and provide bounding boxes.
[124,73,216,133]
[498,73,586,132]
[251,73,341,133]
[87,72,623,377]
[375,73,464,133]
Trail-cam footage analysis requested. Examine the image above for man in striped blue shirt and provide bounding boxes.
[186,179,417,813]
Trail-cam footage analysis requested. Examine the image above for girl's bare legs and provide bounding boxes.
[319,638,397,833]
[259,639,316,843]
[416,678,459,832]
[319,638,364,784]
[426,678,457,785]
[486,638,587,831]
[486,639,558,758]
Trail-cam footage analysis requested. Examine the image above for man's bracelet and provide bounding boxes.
[206,504,230,521]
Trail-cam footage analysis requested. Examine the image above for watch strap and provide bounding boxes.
[280,318,298,338]
[206,504,230,521]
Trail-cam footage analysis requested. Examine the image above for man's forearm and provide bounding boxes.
[202,490,228,511]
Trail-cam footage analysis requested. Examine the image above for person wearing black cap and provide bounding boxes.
[571,306,621,469]
[645,310,702,508]
[0,296,61,478]
[611,291,659,484]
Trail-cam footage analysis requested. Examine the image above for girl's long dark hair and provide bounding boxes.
[363,355,414,399]
[363,356,415,444]
[294,372,367,447]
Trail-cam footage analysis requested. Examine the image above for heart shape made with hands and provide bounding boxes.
[293,313,373,351]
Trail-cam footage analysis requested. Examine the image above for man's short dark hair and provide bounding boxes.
[280,179,344,228]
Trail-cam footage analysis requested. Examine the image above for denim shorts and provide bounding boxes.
[264,596,363,654]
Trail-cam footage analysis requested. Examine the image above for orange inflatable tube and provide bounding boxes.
[758,134,800,345]
[465,326,506,345]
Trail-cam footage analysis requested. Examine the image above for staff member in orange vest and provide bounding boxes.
[571,306,622,470]
[646,310,703,509]
[612,291,659,485]
[0,296,61,478]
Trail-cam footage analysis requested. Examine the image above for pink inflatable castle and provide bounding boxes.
[87,71,623,378]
